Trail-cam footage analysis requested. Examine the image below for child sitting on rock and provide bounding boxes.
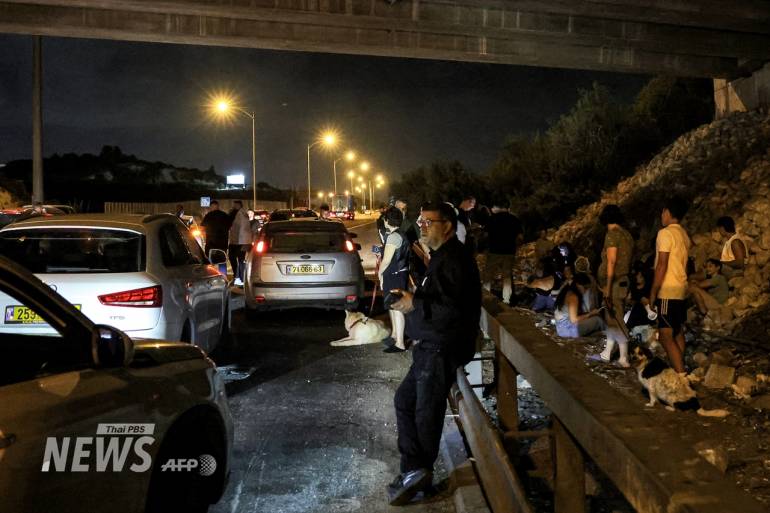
[689,258,730,316]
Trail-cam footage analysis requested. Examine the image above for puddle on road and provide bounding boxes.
[217,365,256,382]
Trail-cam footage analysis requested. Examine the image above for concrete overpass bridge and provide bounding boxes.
[0,0,769,79]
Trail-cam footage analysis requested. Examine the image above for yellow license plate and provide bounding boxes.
[4,304,81,324]
[286,264,325,275]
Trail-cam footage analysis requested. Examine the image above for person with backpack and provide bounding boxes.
[387,202,481,506]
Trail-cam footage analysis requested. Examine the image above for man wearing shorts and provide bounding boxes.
[649,197,691,373]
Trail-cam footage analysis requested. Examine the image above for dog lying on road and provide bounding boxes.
[330,311,390,347]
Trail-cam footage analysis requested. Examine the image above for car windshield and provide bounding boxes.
[0,228,146,273]
[267,230,346,253]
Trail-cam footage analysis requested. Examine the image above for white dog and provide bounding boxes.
[330,311,390,347]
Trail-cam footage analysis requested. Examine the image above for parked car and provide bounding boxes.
[22,204,76,214]
[244,219,364,311]
[0,208,24,229]
[291,208,319,219]
[269,209,293,221]
[0,253,232,513]
[0,213,229,353]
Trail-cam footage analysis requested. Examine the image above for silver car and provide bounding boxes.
[244,219,364,311]
[0,214,230,354]
[0,254,232,513]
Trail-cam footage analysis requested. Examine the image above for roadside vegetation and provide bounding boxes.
[391,77,714,237]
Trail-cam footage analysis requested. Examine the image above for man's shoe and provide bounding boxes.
[387,468,432,506]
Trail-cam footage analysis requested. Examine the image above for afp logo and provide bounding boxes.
[161,454,217,476]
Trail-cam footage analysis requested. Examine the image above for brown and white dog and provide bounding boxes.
[633,346,729,418]
[330,311,391,347]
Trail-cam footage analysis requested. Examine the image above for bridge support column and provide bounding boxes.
[714,63,770,118]
[553,417,586,513]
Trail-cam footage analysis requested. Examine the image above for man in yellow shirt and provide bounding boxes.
[649,197,692,373]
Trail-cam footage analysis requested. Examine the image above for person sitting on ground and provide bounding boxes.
[574,255,600,313]
[625,261,656,330]
[689,258,729,316]
[717,216,748,277]
[553,273,605,338]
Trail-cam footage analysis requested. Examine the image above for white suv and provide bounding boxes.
[0,214,229,353]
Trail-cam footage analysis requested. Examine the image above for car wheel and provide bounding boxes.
[144,410,226,513]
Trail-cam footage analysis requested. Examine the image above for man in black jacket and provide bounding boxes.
[387,202,481,506]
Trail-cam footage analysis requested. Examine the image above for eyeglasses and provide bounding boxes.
[416,216,447,228]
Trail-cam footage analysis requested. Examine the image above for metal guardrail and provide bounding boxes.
[459,291,768,513]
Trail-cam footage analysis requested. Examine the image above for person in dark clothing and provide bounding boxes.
[200,200,231,257]
[387,202,481,506]
[482,201,523,304]
[380,206,411,352]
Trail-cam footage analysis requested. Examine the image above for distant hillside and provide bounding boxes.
[0,145,226,204]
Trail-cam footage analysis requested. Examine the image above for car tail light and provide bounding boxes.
[346,295,357,303]
[98,285,162,307]
[255,240,267,253]
[345,240,355,252]
[255,295,266,303]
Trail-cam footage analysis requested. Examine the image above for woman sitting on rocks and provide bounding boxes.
[553,273,605,338]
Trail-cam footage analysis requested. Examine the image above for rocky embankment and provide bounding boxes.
[519,110,770,412]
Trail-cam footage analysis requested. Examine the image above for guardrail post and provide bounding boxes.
[496,345,518,433]
[553,417,586,513]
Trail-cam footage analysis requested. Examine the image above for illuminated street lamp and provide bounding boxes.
[317,191,324,199]
[332,150,356,196]
[209,95,257,207]
[307,131,338,208]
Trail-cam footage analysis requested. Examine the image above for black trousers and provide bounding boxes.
[394,343,457,473]
[228,244,248,280]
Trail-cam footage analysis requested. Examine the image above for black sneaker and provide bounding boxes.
[387,468,432,506]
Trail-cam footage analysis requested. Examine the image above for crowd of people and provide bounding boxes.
[374,194,752,506]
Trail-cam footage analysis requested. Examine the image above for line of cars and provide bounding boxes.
[0,246,232,512]
[0,212,234,511]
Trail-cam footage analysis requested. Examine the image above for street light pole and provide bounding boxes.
[333,159,338,197]
[250,111,256,208]
[307,144,311,208]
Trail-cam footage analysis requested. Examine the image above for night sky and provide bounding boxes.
[0,34,650,190]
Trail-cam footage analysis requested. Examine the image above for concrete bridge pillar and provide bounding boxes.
[714,63,770,118]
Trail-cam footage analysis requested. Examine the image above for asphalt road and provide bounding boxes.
[208,218,454,513]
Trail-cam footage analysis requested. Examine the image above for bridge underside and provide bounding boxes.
[0,0,769,78]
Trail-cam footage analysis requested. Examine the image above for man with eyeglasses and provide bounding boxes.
[386,202,481,506]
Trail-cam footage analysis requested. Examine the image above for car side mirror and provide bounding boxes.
[349,232,358,238]
[354,243,362,251]
[92,325,134,367]
[209,249,227,265]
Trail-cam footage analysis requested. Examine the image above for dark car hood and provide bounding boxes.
[131,339,208,366]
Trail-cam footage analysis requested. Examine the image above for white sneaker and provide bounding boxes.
[233,278,244,287]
